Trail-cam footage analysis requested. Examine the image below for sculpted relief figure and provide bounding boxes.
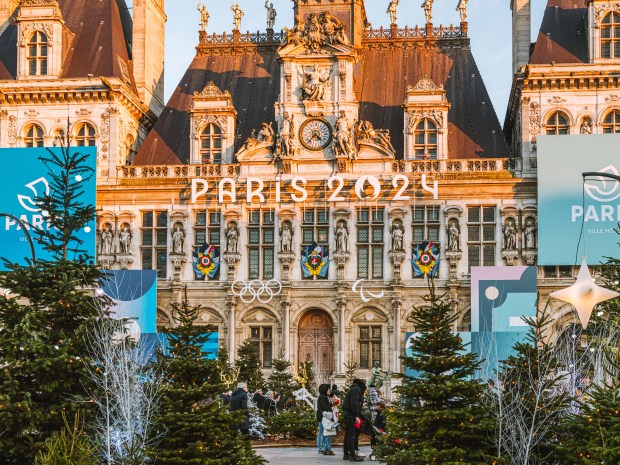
[357,120,395,154]
[118,225,132,255]
[172,225,186,255]
[524,220,536,249]
[225,223,239,254]
[265,1,276,29]
[503,220,517,250]
[231,3,244,30]
[335,221,349,253]
[197,2,209,31]
[259,122,275,146]
[333,111,356,159]
[322,11,349,45]
[387,0,400,24]
[447,221,460,252]
[391,223,404,252]
[277,112,296,160]
[580,117,593,134]
[280,223,293,253]
[100,225,114,255]
[302,64,332,101]
[281,12,349,50]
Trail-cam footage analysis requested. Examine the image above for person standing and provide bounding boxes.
[343,379,366,461]
[316,384,331,454]
[229,382,250,434]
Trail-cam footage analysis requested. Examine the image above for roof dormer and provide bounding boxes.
[588,0,620,63]
[15,0,72,79]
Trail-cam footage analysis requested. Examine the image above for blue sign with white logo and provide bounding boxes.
[0,147,97,268]
[538,134,620,265]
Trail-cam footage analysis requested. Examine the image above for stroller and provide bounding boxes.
[358,408,388,462]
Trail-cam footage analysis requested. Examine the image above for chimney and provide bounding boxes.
[132,0,166,118]
[511,0,531,74]
[0,0,18,36]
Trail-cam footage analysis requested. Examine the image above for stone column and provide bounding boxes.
[337,297,346,374]
[392,298,402,373]
[281,298,291,359]
[227,298,236,365]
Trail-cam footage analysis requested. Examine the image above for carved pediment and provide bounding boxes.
[234,141,276,164]
[409,78,443,92]
[279,11,353,56]
[194,81,231,99]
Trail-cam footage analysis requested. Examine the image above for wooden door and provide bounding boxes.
[298,310,334,384]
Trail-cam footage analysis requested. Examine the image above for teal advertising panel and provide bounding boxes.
[538,134,620,265]
[0,147,97,268]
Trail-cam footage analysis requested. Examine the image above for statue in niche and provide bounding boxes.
[503,220,517,250]
[580,117,593,134]
[280,222,293,253]
[277,112,295,159]
[333,111,356,159]
[118,224,132,255]
[369,361,390,389]
[447,221,460,252]
[524,220,536,249]
[387,0,399,24]
[391,223,404,252]
[99,224,114,255]
[422,0,434,23]
[335,221,349,253]
[231,2,244,30]
[172,224,186,255]
[457,0,468,22]
[302,64,332,101]
[225,223,239,254]
[259,122,275,146]
[265,1,276,29]
[197,2,209,31]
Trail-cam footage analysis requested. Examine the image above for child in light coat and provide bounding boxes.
[322,411,338,455]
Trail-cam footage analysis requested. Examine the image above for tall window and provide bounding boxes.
[603,110,620,133]
[412,205,440,245]
[359,325,382,369]
[248,210,275,280]
[75,123,96,146]
[414,119,437,159]
[200,123,222,164]
[141,210,168,278]
[27,31,48,76]
[545,111,569,135]
[194,210,221,246]
[24,124,44,147]
[467,206,496,268]
[250,326,273,368]
[302,208,329,247]
[602,12,620,59]
[357,208,384,279]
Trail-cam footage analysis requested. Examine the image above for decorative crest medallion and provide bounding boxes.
[281,11,350,53]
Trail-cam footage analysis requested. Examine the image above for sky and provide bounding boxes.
[161,0,548,127]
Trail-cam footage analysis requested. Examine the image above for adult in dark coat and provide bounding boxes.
[229,382,250,434]
[342,379,366,461]
[316,383,331,454]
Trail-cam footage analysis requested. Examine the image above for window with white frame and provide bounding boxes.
[602,110,620,133]
[141,210,168,278]
[545,111,570,135]
[200,123,222,164]
[414,119,438,159]
[27,31,48,76]
[250,326,273,368]
[467,206,496,268]
[24,123,44,147]
[602,12,620,59]
[357,208,384,279]
[248,210,275,280]
[359,325,382,369]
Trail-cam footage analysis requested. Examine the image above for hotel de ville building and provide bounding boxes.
[0,0,619,388]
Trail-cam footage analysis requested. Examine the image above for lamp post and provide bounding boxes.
[0,213,36,264]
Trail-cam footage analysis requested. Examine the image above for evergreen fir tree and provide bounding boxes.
[0,144,102,464]
[151,298,264,465]
[236,339,265,391]
[268,353,295,399]
[376,283,494,465]
[343,361,360,392]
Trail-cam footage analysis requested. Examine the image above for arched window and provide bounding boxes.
[200,123,222,164]
[602,12,620,59]
[27,31,48,76]
[24,124,44,147]
[603,110,620,133]
[75,123,96,146]
[414,119,437,159]
[545,111,570,135]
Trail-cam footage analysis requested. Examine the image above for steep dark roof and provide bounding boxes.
[135,36,508,165]
[0,0,133,84]
[530,0,588,65]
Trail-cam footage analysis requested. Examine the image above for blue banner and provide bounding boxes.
[538,134,620,265]
[0,147,97,268]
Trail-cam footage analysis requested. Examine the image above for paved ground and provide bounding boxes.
[256,446,384,464]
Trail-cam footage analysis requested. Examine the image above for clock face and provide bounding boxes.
[300,118,333,151]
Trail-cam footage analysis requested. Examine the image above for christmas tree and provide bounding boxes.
[0,144,102,464]
[376,283,494,465]
[236,339,265,391]
[268,353,295,399]
[343,361,360,392]
[151,298,264,465]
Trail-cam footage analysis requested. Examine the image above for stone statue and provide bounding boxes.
[231,3,244,30]
[335,221,349,253]
[265,1,276,29]
[259,122,275,145]
[197,2,209,31]
[118,225,132,255]
[422,0,434,23]
[524,220,536,249]
[503,221,517,250]
[457,0,468,22]
[225,223,239,254]
[357,120,395,154]
[302,64,332,101]
[322,11,349,45]
[242,129,259,151]
[100,225,113,255]
[369,361,390,389]
[280,223,293,253]
[283,13,304,46]
[391,223,404,252]
[278,112,294,159]
[580,118,593,134]
[172,225,186,255]
[387,0,399,24]
[448,221,460,252]
[333,111,356,159]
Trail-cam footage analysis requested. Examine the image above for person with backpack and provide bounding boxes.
[342,379,366,461]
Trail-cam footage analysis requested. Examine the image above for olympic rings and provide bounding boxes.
[231,279,283,303]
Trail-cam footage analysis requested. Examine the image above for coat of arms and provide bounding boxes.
[412,241,439,277]
[193,244,220,280]
[301,242,330,279]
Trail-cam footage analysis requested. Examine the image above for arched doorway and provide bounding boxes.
[298,309,334,384]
